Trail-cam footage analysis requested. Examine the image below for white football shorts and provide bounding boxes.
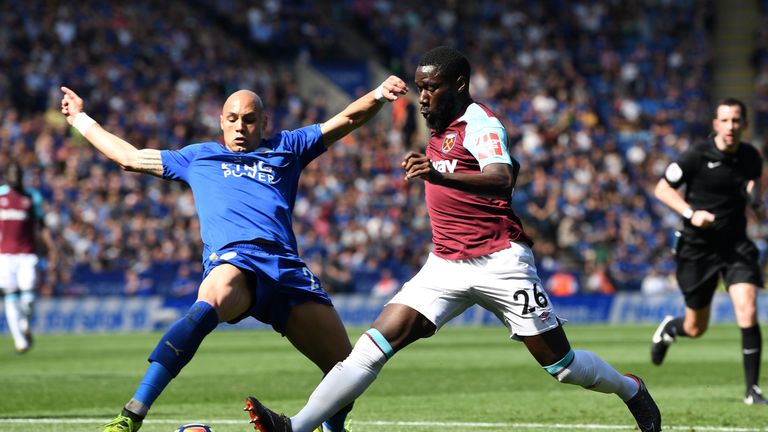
[0,253,38,293]
[387,241,560,339]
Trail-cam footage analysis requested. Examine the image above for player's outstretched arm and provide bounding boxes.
[60,86,164,177]
[320,75,408,146]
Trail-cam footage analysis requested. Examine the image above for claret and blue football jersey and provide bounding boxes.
[424,102,531,260]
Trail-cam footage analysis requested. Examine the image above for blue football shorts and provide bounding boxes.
[202,240,333,334]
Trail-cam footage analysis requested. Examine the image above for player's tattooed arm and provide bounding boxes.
[129,149,164,177]
[76,125,164,177]
[60,86,165,178]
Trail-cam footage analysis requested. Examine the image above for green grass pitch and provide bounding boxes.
[1,324,767,431]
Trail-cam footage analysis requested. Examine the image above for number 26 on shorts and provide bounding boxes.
[513,283,549,315]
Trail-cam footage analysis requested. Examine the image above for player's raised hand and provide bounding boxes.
[402,151,438,181]
[60,86,85,126]
[377,75,408,102]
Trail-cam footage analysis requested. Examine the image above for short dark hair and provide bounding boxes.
[714,97,747,119]
[418,46,471,82]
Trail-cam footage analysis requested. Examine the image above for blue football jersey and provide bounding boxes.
[161,124,325,254]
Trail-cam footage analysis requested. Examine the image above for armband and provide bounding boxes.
[73,112,97,136]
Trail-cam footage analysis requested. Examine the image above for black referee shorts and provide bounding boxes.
[675,237,763,309]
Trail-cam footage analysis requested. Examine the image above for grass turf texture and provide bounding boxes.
[1,324,767,431]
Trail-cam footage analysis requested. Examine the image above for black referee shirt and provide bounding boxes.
[663,138,762,245]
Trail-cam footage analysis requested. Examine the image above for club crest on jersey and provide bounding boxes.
[442,134,457,153]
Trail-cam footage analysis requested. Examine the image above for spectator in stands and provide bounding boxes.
[0,0,730,298]
[584,263,616,295]
[370,268,399,299]
[169,263,199,300]
[545,263,580,297]
[640,267,675,296]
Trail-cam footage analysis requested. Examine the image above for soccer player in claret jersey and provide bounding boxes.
[0,161,53,353]
[651,98,767,405]
[60,74,408,432]
[244,46,662,432]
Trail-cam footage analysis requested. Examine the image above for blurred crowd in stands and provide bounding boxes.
[2,0,767,299]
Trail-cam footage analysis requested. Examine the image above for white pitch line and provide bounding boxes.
[0,418,765,432]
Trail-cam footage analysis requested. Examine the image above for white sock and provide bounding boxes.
[4,295,28,350]
[20,291,34,316]
[549,350,638,401]
[291,330,391,432]
[19,291,34,334]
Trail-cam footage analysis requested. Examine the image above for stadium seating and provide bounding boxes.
[1,0,765,298]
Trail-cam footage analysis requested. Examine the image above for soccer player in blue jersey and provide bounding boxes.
[59,76,408,432]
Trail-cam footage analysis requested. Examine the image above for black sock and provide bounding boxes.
[122,407,144,423]
[741,324,762,390]
[666,317,688,338]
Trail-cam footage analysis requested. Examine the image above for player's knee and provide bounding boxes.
[686,322,707,338]
[734,305,758,325]
[371,308,434,351]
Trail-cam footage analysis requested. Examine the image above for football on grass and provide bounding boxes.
[175,424,214,432]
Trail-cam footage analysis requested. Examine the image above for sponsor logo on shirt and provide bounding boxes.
[476,132,504,160]
[221,161,276,183]
[432,159,458,173]
[707,161,722,169]
[0,209,28,221]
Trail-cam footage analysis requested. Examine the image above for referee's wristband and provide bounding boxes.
[682,207,694,220]
[73,112,97,136]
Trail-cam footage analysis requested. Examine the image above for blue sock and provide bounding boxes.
[132,362,173,408]
[322,402,353,432]
[147,301,219,377]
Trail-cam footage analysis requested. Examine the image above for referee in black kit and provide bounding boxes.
[650,98,767,405]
